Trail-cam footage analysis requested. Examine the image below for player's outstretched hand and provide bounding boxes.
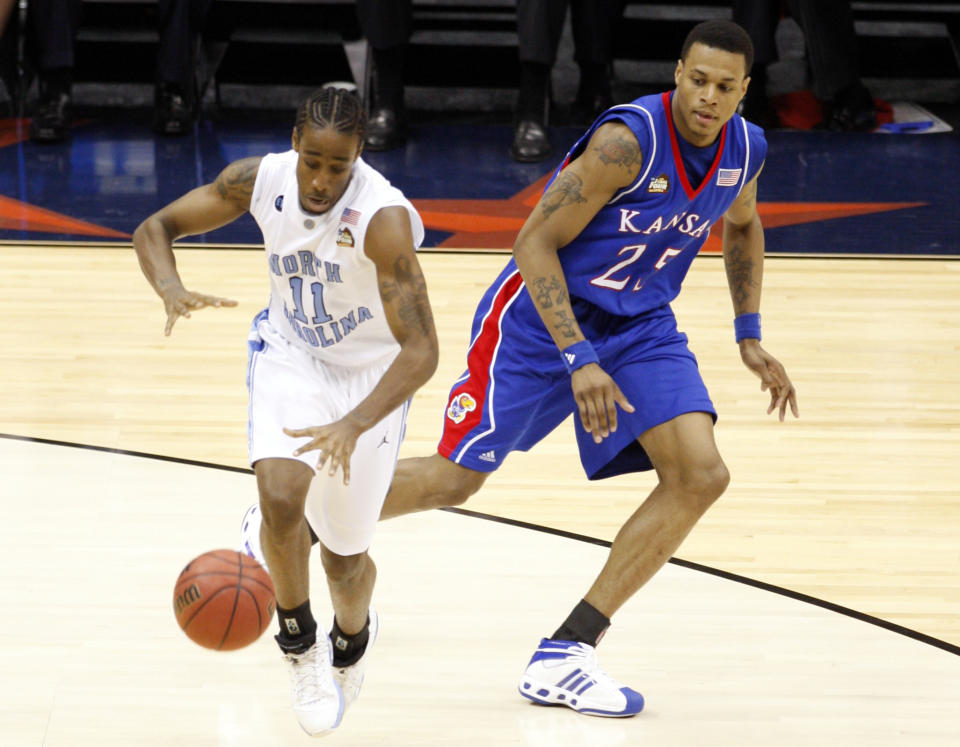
[571,363,635,444]
[284,417,365,486]
[739,340,799,421]
[161,286,237,336]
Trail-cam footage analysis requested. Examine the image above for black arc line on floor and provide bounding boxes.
[2,431,957,657]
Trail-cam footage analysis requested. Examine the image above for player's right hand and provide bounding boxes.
[161,287,237,336]
[571,363,635,444]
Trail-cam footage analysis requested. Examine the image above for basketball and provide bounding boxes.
[173,549,275,651]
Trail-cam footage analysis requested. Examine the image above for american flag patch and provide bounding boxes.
[716,168,742,187]
[341,207,361,225]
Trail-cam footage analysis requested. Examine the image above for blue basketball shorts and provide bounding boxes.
[437,267,716,479]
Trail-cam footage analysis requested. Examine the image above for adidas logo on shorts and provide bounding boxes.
[478,450,496,463]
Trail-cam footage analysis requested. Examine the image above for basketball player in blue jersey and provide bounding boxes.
[134,87,439,736]
[377,19,796,717]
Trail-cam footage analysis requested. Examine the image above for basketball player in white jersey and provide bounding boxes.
[133,87,438,737]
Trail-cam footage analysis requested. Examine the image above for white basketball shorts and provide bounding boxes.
[246,311,409,556]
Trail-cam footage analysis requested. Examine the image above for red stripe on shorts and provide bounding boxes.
[438,270,525,458]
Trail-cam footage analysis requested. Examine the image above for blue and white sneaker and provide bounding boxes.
[518,638,644,717]
[333,607,379,710]
[238,503,268,572]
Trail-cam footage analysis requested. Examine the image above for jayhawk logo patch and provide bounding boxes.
[446,392,477,424]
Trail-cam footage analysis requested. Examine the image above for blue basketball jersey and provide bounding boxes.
[545,91,766,317]
[436,90,767,478]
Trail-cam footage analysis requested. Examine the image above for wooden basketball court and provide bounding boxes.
[1,244,958,745]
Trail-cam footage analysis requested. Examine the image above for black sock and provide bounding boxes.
[275,599,318,653]
[330,614,370,667]
[552,599,610,646]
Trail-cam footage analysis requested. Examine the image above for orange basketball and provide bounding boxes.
[173,549,275,651]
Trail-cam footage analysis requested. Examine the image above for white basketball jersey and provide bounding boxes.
[249,150,425,367]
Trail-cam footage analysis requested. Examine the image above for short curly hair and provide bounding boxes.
[681,20,754,74]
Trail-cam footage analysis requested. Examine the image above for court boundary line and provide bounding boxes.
[1,239,959,260]
[2,430,958,658]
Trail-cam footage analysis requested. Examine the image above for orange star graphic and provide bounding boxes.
[413,174,924,252]
[0,194,129,238]
[0,118,129,239]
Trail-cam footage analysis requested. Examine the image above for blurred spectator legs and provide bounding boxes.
[356,0,411,151]
[733,0,877,131]
[154,0,212,136]
[513,0,622,162]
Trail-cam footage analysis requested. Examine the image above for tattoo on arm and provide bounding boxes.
[736,187,757,213]
[380,255,434,338]
[552,309,578,340]
[724,239,758,312]
[592,135,643,170]
[215,158,260,206]
[530,273,576,339]
[530,275,568,309]
[541,172,588,219]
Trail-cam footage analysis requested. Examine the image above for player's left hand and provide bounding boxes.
[738,340,799,421]
[284,417,365,485]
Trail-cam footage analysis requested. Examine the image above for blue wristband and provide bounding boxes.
[734,312,761,342]
[561,340,600,374]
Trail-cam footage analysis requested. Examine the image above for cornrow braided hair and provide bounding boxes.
[295,87,367,143]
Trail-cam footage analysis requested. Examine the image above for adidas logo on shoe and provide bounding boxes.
[478,450,496,463]
[518,638,644,717]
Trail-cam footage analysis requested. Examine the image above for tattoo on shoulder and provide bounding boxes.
[592,134,643,170]
[380,255,434,338]
[215,158,260,205]
[541,172,588,219]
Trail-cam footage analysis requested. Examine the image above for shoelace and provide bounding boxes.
[336,666,361,699]
[287,649,325,704]
[558,644,622,690]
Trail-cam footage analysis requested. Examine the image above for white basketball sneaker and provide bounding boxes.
[238,503,268,571]
[282,635,344,736]
[333,607,379,710]
[518,638,644,717]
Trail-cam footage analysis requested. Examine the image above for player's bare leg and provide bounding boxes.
[583,412,729,617]
[519,412,726,717]
[321,545,380,709]
[254,457,314,608]
[255,457,343,736]
[321,546,376,635]
[380,453,488,519]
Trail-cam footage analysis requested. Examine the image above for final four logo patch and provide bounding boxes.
[336,227,355,247]
[647,174,669,193]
